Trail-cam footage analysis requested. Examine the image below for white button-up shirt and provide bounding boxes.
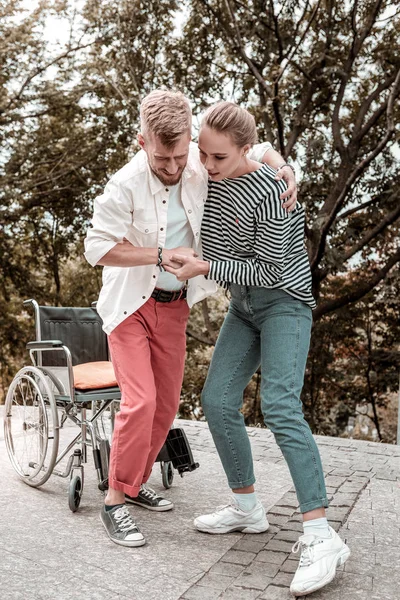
[84,141,271,334]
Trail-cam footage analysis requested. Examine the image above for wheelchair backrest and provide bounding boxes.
[38,305,109,366]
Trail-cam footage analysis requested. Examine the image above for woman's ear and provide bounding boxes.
[138,133,145,149]
[242,144,251,156]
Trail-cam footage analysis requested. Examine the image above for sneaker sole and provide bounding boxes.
[290,544,351,596]
[194,519,270,535]
[125,498,174,512]
[100,515,146,547]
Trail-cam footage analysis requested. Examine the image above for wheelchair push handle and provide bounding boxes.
[27,340,64,350]
[23,298,38,308]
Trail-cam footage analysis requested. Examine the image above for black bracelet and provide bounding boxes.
[157,247,163,272]
[277,162,295,174]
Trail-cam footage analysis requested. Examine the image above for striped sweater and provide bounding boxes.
[201,164,316,309]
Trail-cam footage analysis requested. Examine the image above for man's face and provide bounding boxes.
[138,132,191,186]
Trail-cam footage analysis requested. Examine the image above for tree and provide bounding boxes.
[169,0,400,433]
[303,269,400,442]
[0,0,179,390]
[170,0,400,317]
[1,1,399,441]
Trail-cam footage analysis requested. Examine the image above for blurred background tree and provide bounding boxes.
[1,0,399,441]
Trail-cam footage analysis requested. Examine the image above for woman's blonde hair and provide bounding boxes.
[201,101,258,147]
[140,90,192,148]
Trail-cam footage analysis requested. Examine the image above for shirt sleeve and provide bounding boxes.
[84,177,133,267]
[208,186,294,287]
[248,142,273,163]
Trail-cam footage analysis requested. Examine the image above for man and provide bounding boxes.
[84,89,296,547]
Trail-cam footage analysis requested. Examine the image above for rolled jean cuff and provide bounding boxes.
[299,496,329,514]
[227,475,256,490]
[108,477,141,498]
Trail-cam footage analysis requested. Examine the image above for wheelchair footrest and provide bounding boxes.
[97,427,199,490]
[157,428,199,476]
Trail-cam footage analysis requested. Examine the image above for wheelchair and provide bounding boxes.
[3,299,199,512]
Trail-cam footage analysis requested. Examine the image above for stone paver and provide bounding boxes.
[0,409,399,600]
[180,423,400,600]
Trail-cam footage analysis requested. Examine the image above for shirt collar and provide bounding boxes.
[147,164,164,195]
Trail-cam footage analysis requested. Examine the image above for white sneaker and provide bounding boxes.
[194,499,269,534]
[290,526,350,596]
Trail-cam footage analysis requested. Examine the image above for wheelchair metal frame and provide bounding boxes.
[4,299,124,511]
[4,299,197,511]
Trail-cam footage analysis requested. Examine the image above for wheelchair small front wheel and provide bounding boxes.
[68,475,83,512]
[161,461,174,489]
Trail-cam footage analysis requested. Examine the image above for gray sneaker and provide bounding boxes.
[125,484,174,512]
[100,504,145,547]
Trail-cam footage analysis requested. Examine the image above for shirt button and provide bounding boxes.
[142,296,146,299]
[165,188,169,192]
[145,229,149,233]
[195,232,199,236]
[153,275,156,278]
[188,209,192,214]
[162,200,166,204]
[124,311,127,315]
[160,227,164,231]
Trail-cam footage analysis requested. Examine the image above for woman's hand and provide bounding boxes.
[275,166,297,212]
[162,247,198,269]
[164,254,210,281]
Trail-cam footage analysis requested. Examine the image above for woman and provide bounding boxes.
[165,101,350,597]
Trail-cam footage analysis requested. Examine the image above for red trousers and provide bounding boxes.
[107,297,189,496]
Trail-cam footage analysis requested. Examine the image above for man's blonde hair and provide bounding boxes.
[201,101,258,147]
[140,90,192,148]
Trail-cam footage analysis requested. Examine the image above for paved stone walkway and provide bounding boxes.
[184,423,400,600]
[0,411,399,600]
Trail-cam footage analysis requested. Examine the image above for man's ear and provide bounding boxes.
[138,133,145,149]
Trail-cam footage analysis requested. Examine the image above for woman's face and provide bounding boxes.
[198,125,249,181]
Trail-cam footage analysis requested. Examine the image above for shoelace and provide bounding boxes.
[292,535,318,567]
[213,500,241,515]
[113,506,138,533]
[140,485,161,501]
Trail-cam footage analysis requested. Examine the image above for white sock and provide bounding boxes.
[303,517,331,538]
[233,492,258,512]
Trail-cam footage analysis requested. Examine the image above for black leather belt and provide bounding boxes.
[151,287,187,303]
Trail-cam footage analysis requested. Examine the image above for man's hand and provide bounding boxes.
[275,166,297,212]
[162,247,198,269]
[164,254,209,281]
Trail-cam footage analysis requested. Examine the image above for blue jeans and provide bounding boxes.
[202,286,328,513]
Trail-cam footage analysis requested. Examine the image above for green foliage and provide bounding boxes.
[0,0,178,393]
[0,1,399,443]
[304,270,400,442]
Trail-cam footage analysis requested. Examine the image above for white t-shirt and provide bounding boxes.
[157,182,194,291]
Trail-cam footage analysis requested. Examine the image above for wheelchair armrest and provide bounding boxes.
[26,340,64,350]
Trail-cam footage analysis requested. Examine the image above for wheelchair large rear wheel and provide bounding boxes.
[4,366,60,487]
